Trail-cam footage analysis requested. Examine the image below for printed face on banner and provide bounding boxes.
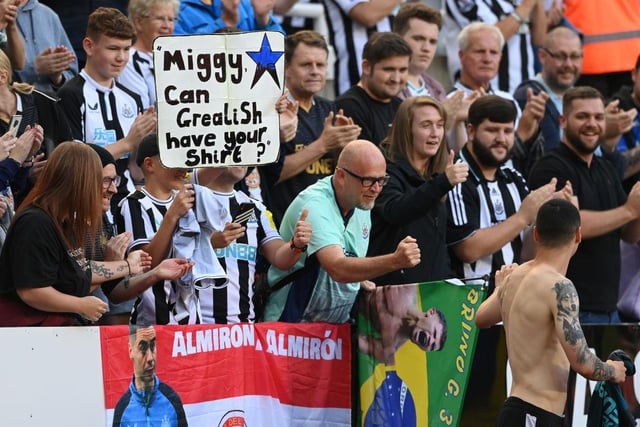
[358,280,486,427]
[102,323,352,427]
[153,32,284,168]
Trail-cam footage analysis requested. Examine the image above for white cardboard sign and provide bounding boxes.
[153,32,284,168]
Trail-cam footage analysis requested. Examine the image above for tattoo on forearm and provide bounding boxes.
[91,261,126,279]
[591,359,615,381]
[554,280,614,381]
[90,261,114,279]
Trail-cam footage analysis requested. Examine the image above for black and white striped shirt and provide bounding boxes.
[203,190,281,323]
[118,186,282,324]
[443,0,534,93]
[118,48,156,110]
[58,69,143,208]
[322,0,393,96]
[446,145,529,284]
[58,69,143,150]
[118,188,178,325]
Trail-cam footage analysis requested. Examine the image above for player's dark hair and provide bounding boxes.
[535,199,580,248]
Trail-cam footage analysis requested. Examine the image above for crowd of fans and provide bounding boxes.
[0,0,639,337]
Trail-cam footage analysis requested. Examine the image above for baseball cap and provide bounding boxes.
[136,134,159,166]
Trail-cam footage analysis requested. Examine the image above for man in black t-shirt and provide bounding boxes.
[336,32,410,146]
[529,86,640,324]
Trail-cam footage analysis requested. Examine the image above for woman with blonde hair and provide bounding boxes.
[0,142,151,326]
[368,96,469,285]
[0,47,72,209]
[0,47,71,149]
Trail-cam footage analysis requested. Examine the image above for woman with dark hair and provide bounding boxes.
[368,96,469,285]
[0,141,151,326]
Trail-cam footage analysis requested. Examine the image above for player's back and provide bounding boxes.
[500,261,571,416]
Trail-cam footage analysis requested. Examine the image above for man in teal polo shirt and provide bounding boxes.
[263,139,421,323]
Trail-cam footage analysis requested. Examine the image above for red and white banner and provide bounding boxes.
[101,322,351,426]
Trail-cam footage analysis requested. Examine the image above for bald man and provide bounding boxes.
[264,140,421,323]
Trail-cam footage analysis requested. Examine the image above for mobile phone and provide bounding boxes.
[8,115,22,136]
[233,203,255,226]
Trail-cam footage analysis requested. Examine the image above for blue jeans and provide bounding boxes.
[579,310,621,324]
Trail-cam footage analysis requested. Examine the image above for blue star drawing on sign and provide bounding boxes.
[246,34,284,89]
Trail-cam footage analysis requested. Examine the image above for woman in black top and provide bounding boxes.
[369,96,469,285]
[0,142,150,326]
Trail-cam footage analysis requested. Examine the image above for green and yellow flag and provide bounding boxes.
[358,279,487,427]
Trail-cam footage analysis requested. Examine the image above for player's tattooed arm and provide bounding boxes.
[553,279,615,381]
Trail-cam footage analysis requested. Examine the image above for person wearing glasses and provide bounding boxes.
[0,142,154,326]
[513,26,583,153]
[87,143,194,324]
[514,26,639,182]
[119,0,178,110]
[262,139,422,323]
[368,96,468,286]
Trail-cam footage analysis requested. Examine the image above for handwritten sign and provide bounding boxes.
[153,32,284,168]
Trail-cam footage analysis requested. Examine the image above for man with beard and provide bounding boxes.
[446,95,561,411]
[515,28,640,181]
[514,26,583,152]
[447,95,558,286]
[528,86,640,323]
[263,139,422,323]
